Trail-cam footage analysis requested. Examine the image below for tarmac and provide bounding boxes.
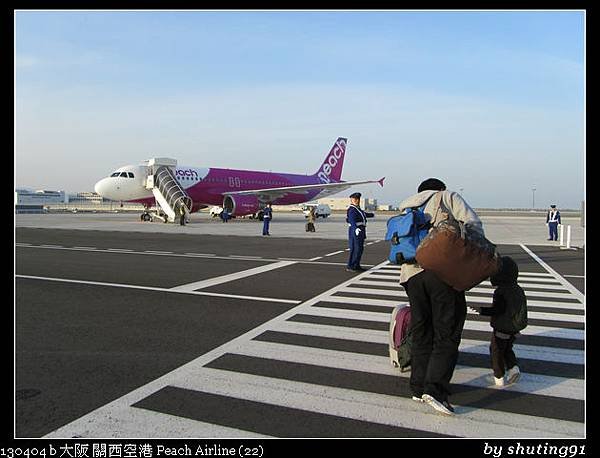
[14,211,586,439]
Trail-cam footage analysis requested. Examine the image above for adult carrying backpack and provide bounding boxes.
[389,305,412,372]
[385,197,435,265]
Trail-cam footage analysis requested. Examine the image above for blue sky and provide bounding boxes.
[15,10,585,208]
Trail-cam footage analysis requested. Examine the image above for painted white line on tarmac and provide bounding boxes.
[232,340,584,400]
[353,280,583,304]
[171,261,297,292]
[16,275,300,305]
[332,286,583,310]
[306,304,583,340]
[271,321,584,364]
[324,250,345,257]
[44,406,271,439]
[478,281,569,291]
[15,244,356,265]
[168,368,583,438]
[520,244,585,303]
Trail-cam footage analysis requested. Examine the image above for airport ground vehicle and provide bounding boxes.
[302,203,331,218]
[209,206,224,218]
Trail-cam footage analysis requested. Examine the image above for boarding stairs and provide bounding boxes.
[145,158,193,223]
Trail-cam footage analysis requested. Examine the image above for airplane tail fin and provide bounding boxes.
[314,137,347,184]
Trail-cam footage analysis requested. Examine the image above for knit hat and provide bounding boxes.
[418,178,446,193]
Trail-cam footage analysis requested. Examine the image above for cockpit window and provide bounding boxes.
[128,172,134,178]
[120,172,128,178]
[110,172,120,177]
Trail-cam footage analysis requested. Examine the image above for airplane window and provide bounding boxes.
[111,172,120,177]
[120,172,128,177]
[128,172,134,178]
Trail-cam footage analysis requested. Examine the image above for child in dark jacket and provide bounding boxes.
[476,256,528,387]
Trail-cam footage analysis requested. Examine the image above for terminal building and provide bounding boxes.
[314,197,380,211]
[15,189,67,213]
[15,189,67,205]
[14,189,121,213]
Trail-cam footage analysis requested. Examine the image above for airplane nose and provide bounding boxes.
[94,178,108,197]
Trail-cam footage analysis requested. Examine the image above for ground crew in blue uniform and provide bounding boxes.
[546,204,561,241]
[346,192,374,272]
[262,203,273,236]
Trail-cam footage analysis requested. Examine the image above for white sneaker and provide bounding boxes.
[506,366,521,384]
[421,394,455,416]
[494,376,505,387]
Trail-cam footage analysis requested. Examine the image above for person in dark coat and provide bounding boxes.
[262,203,272,235]
[346,192,374,271]
[474,256,527,387]
[546,204,561,241]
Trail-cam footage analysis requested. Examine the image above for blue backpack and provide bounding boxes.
[385,198,433,265]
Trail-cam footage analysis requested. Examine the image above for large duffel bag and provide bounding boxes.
[415,217,500,291]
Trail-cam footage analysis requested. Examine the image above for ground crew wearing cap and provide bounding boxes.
[546,205,561,241]
[346,192,374,272]
[262,203,272,236]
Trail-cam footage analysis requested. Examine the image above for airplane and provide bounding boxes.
[94,137,385,222]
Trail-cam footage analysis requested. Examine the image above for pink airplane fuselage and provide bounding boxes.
[93,137,383,216]
[134,167,328,212]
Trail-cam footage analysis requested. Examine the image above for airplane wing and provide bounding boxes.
[223,177,385,203]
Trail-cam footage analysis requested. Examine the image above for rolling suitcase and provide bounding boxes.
[389,304,412,372]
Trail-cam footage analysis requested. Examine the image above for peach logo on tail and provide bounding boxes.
[317,139,346,184]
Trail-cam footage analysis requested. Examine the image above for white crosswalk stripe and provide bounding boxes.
[45,250,585,439]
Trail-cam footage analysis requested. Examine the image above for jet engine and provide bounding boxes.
[223,195,261,217]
